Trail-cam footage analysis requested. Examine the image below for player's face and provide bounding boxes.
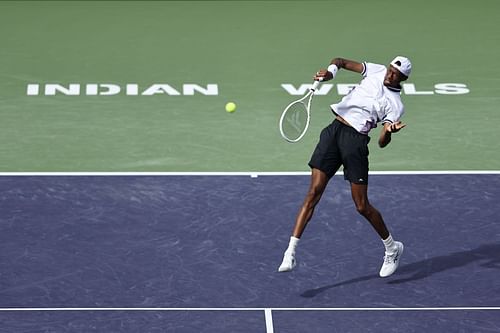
[384,65,405,87]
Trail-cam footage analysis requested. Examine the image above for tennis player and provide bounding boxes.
[278,56,412,278]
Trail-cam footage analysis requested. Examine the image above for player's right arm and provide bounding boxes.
[314,58,364,81]
[330,58,364,73]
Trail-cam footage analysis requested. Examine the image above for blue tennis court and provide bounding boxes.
[1,173,499,332]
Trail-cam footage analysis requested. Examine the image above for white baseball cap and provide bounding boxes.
[390,56,412,77]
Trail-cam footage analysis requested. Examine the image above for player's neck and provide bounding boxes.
[384,82,402,92]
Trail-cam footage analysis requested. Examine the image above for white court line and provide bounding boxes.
[1,307,499,311]
[2,307,497,333]
[0,171,499,177]
[264,308,274,333]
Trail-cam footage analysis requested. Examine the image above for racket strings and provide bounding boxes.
[282,101,309,141]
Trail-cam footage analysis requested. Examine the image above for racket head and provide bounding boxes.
[279,97,311,143]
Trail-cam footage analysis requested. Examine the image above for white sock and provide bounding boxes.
[382,234,397,254]
[286,236,300,254]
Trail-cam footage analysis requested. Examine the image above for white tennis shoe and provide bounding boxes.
[379,241,404,278]
[278,251,296,272]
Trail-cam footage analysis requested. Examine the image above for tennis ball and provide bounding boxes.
[225,102,236,113]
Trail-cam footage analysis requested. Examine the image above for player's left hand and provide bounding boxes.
[387,121,406,133]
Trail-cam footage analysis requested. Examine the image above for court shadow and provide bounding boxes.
[301,242,500,298]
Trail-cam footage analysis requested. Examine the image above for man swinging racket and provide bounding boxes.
[278,56,412,278]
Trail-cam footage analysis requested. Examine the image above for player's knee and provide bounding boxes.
[305,185,324,204]
[355,201,370,216]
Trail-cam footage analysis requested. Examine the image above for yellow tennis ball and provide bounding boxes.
[225,102,236,113]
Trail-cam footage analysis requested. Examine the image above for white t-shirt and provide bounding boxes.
[331,62,405,135]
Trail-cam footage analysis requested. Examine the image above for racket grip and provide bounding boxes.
[311,80,320,91]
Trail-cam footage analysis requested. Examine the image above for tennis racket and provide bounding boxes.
[279,80,320,143]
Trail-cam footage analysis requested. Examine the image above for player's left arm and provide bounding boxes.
[378,121,406,148]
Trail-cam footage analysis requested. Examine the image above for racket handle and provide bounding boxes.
[311,80,320,91]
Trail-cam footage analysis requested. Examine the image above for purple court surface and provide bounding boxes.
[0,174,499,332]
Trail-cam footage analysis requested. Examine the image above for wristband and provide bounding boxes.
[327,64,339,79]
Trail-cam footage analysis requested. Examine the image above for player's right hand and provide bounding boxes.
[313,69,333,82]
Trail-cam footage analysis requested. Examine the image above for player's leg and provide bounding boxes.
[339,125,391,239]
[350,183,404,277]
[278,168,329,272]
[292,168,329,238]
[339,121,403,278]
[350,183,389,239]
[278,121,342,272]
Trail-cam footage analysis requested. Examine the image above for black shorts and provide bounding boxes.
[308,119,370,184]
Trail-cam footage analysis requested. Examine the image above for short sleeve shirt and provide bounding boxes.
[330,62,405,134]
